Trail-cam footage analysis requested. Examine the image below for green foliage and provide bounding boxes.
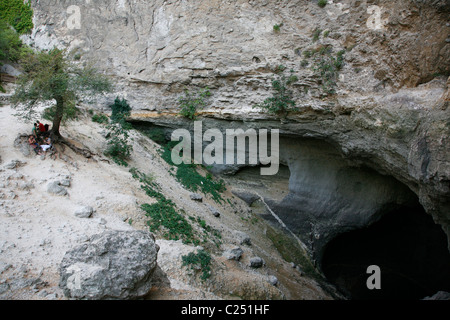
[303,50,313,59]
[178,87,211,120]
[160,140,178,165]
[273,23,283,32]
[301,44,346,96]
[0,0,34,34]
[195,217,222,247]
[11,48,112,135]
[104,98,133,166]
[175,163,226,203]
[42,102,80,124]
[182,250,212,281]
[104,124,132,166]
[129,167,155,187]
[160,142,226,203]
[311,48,345,95]
[0,19,31,63]
[253,68,298,117]
[109,97,131,123]
[105,138,131,166]
[130,168,198,245]
[265,225,322,280]
[312,28,322,42]
[91,113,109,124]
[317,0,328,8]
[0,18,32,92]
[141,200,195,243]
[139,126,167,145]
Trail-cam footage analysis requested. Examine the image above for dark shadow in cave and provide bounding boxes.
[321,204,450,300]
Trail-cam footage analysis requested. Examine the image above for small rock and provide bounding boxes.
[295,265,303,276]
[18,182,34,190]
[206,204,220,217]
[47,181,68,196]
[0,282,10,294]
[74,206,94,218]
[235,231,251,246]
[59,179,71,187]
[422,291,450,300]
[223,247,243,261]
[190,193,203,202]
[45,293,57,300]
[268,275,278,286]
[249,257,264,268]
[4,160,26,170]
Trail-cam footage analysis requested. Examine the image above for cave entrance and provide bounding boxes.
[321,203,450,300]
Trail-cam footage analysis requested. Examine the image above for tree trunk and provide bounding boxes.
[52,95,64,137]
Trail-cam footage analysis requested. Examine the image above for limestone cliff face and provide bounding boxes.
[25,0,450,257]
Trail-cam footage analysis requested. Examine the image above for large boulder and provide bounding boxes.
[59,230,159,300]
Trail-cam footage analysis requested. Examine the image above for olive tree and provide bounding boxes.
[11,47,112,139]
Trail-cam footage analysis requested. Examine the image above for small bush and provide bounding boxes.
[159,142,226,203]
[273,23,283,32]
[178,87,211,120]
[253,69,298,117]
[110,97,131,123]
[0,19,31,63]
[303,50,313,59]
[182,250,212,281]
[312,29,322,42]
[104,124,133,166]
[104,97,133,166]
[91,113,109,124]
[0,0,34,34]
[318,0,327,8]
[311,49,346,95]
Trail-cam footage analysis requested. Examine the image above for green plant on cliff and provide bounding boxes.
[311,48,345,95]
[273,23,283,32]
[110,96,131,124]
[253,67,299,117]
[178,87,211,120]
[0,0,34,34]
[301,45,345,96]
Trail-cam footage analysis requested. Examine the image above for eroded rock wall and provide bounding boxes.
[24,0,450,254]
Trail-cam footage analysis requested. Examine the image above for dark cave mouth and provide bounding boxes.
[320,204,450,300]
